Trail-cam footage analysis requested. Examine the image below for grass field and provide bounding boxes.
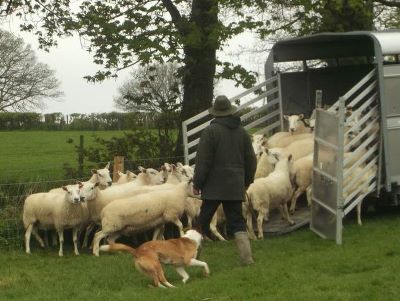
[0,130,130,183]
[1,210,400,301]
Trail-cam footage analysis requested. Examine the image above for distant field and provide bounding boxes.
[0,130,128,183]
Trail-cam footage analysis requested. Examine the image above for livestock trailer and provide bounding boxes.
[182,30,400,244]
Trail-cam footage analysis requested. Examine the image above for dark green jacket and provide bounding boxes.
[193,115,257,201]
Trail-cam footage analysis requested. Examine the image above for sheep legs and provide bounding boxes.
[210,213,226,241]
[256,211,266,240]
[186,217,193,229]
[357,201,362,226]
[152,225,165,241]
[245,211,257,240]
[82,223,95,248]
[31,226,45,248]
[289,187,305,214]
[93,230,107,256]
[172,219,184,237]
[281,204,295,225]
[72,227,80,255]
[25,224,33,254]
[57,229,64,257]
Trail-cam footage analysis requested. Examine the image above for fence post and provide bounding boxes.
[78,135,84,177]
[113,156,124,182]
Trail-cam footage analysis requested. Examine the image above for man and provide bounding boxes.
[193,95,257,265]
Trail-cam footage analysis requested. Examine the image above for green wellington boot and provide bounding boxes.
[234,231,255,265]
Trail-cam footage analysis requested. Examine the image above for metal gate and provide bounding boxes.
[182,74,283,166]
[311,69,380,244]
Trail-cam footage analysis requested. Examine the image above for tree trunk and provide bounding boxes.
[174,0,218,158]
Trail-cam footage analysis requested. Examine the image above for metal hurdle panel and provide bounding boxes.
[182,74,283,166]
[311,68,380,244]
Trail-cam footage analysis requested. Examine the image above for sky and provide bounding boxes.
[1,18,266,115]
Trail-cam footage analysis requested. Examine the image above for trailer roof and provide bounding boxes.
[269,30,400,62]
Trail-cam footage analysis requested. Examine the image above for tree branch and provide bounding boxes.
[161,0,185,35]
[373,0,400,8]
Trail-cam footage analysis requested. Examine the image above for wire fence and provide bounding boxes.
[0,155,185,250]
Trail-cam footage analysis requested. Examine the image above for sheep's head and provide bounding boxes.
[126,170,137,181]
[92,162,112,187]
[79,181,99,202]
[176,162,194,182]
[284,114,305,134]
[140,167,164,185]
[252,133,267,155]
[116,170,137,184]
[266,148,284,165]
[62,184,82,204]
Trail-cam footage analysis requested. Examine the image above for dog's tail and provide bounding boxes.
[99,243,136,256]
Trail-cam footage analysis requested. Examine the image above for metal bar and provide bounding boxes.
[310,226,328,240]
[244,110,281,130]
[344,143,379,175]
[328,69,376,112]
[344,168,377,206]
[314,137,339,151]
[384,74,400,78]
[188,152,197,161]
[185,76,279,125]
[182,121,189,165]
[313,196,337,214]
[347,80,377,109]
[345,129,379,164]
[188,138,200,149]
[277,74,284,131]
[312,167,338,183]
[240,98,279,122]
[345,105,378,135]
[230,76,278,103]
[343,157,378,195]
[235,91,271,113]
[343,182,376,215]
[185,110,209,126]
[346,92,378,124]
[187,120,211,137]
[344,119,379,152]
[336,97,346,245]
[253,120,281,135]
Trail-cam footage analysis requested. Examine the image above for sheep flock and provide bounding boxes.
[21,107,379,256]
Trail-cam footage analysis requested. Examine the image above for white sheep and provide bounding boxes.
[23,184,86,256]
[254,148,275,179]
[176,162,195,179]
[115,170,137,184]
[81,167,165,248]
[289,154,313,214]
[343,165,377,225]
[209,205,227,241]
[246,154,295,240]
[269,137,314,162]
[92,181,195,256]
[251,134,267,160]
[266,114,312,148]
[267,133,314,149]
[264,143,313,214]
[49,163,113,193]
[133,166,165,186]
[184,197,202,230]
